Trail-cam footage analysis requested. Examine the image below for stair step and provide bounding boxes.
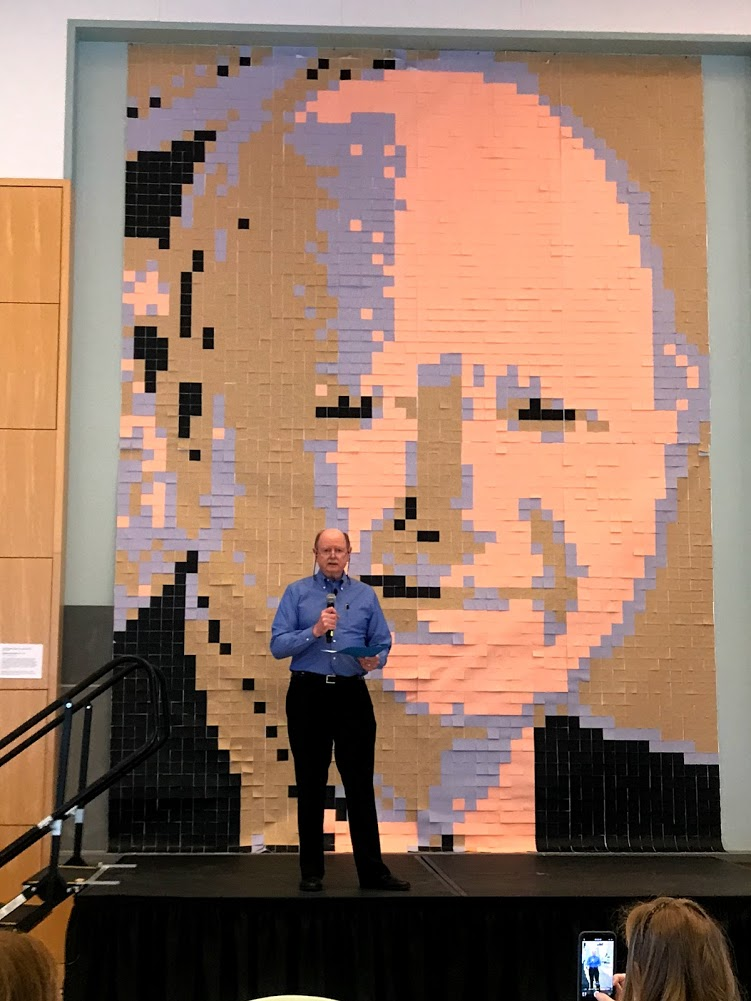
[0,900,53,933]
[23,864,100,889]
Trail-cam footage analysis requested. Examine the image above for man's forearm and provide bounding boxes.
[270,626,317,659]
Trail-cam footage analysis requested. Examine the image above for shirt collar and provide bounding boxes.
[314,570,347,590]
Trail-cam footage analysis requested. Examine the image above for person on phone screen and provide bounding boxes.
[586,949,602,991]
[270,528,410,893]
[593,897,740,1001]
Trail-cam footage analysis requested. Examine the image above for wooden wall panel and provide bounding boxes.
[49,183,70,665]
[0,303,59,429]
[0,185,62,304]
[0,826,43,907]
[0,179,70,955]
[0,691,49,826]
[0,558,52,690]
[0,430,56,557]
[34,898,73,968]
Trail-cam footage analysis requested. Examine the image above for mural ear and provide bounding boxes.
[655,335,709,425]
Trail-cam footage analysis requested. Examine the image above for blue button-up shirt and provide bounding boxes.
[270,571,392,677]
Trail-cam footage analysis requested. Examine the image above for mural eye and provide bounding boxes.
[517,398,577,424]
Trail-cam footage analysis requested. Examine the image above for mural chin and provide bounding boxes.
[379,606,593,719]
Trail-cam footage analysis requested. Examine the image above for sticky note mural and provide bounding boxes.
[112,48,718,854]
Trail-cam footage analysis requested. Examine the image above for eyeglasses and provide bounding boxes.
[316,548,349,557]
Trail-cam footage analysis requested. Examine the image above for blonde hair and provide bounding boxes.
[0,932,57,1001]
[313,529,351,552]
[622,897,740,1001]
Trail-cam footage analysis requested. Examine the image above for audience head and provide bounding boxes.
[622,897,739,1001]
[0,931,57,1001]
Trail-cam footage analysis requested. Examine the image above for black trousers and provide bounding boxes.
[286,673,390,883]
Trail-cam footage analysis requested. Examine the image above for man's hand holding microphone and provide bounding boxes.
[312,593,338,641]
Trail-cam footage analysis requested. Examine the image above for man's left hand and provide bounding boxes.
[358,656,380,672]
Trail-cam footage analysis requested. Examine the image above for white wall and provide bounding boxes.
[2,0,751,178]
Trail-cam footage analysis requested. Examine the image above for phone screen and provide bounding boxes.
[579,933,616,998]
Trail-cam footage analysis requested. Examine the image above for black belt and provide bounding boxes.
[291,671,365,685]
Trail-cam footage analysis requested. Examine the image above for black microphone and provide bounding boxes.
[325,591,337,644]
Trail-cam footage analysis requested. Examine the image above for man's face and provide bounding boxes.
[314,530,351,580]
[308,71,680,716]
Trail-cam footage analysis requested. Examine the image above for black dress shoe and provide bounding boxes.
[360,873,411,891]
[299,876,323,892]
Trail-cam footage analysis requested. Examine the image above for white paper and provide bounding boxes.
[0,644,44,679]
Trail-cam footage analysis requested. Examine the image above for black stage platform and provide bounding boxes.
[63,853,751,1001]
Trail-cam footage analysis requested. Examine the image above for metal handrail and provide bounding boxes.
[0,654,170,873]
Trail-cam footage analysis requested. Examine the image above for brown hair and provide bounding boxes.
[0,932,57,1001]
[622,897,740,1001]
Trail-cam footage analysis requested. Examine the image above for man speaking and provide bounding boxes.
[270,528,410,893]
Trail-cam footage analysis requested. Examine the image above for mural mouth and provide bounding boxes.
[361,577,569,612]
[360,503,582,642]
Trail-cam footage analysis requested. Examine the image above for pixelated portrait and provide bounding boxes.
[112,47,718,853]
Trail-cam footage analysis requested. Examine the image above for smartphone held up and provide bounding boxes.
[579,931,616,999]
